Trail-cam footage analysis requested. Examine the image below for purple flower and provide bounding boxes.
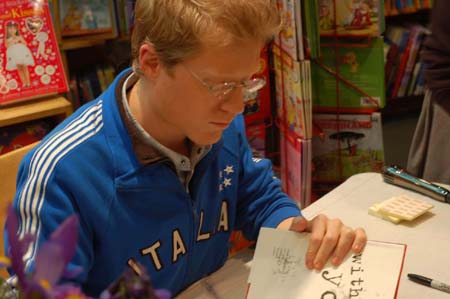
[4,206,81,298]
[99,263,171,299]
[5,206,35,289]
[3,206,170,299]
[52,284,93,299]
[32,215,81,286]
[153,289,171,299]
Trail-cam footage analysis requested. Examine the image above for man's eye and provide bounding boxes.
[210,85,231,92]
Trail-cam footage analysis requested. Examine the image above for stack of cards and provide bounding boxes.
[368,194,434,224]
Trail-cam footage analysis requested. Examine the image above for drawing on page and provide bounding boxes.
[272,247,302,281]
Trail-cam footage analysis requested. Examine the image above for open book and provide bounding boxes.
[247,228,406,299]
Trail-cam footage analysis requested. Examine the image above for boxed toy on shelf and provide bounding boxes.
[0,0,68,106]
[312,112,384,182]
[312,37,386,111]
[59,0,115,37]
[319,0,385,37]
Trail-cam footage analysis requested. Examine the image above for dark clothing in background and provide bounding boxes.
[407,0,450,184]
[421,0,450,95]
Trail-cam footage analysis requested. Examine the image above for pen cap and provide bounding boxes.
[408,274,432,286]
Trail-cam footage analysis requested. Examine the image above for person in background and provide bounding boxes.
[6,0,367,297]
[407,0,450,183]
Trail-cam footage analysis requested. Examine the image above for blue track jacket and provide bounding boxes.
[6,69,301,296]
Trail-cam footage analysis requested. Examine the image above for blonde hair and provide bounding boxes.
[131,0,282,74]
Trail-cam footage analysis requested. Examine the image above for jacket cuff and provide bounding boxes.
[262,206,302,229]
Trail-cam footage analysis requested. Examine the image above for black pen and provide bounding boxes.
[408,273,450,294]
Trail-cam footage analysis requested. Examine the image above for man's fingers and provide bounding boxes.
[329,226,355,266]
[329,227,366,266]
[312,218,342,270]
[352,227,367,253]
[305,215,326,269]
[289,216,309,232]
[301,214,368,271]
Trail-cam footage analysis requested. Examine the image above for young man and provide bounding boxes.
[7,0,366,297]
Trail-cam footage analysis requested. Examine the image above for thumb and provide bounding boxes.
[289,216,309,232]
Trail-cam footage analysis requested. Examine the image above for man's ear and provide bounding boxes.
[138,43,161,80]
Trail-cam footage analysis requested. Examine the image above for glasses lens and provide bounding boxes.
[243,78,266,94]
[210,83,236,99]
[242,78,266,103]
[209,78,266,100]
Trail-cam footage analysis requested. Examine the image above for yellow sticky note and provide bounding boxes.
[378,194,434,221]
[368,202,402,224]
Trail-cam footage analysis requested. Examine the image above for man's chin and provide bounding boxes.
[190,131,223,146]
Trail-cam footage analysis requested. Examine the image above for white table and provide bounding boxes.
[177,173,450,298]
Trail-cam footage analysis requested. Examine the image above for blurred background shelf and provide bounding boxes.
[60,33,119,50]
[0,96,72,127]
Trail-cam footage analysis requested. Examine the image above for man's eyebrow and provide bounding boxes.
[199,70,239,80]
[203,70,259,83]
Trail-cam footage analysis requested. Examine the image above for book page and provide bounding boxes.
[248,228,406,299]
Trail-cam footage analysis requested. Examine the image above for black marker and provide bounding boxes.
[408,273,450,294]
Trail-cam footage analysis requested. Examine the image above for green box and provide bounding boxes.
[312,37,385,110]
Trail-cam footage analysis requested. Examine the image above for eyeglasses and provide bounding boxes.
[183,65,266,101]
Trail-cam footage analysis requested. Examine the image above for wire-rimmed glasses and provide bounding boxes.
[184,65,266,101]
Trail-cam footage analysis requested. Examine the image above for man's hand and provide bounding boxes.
[276,215,367,270]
